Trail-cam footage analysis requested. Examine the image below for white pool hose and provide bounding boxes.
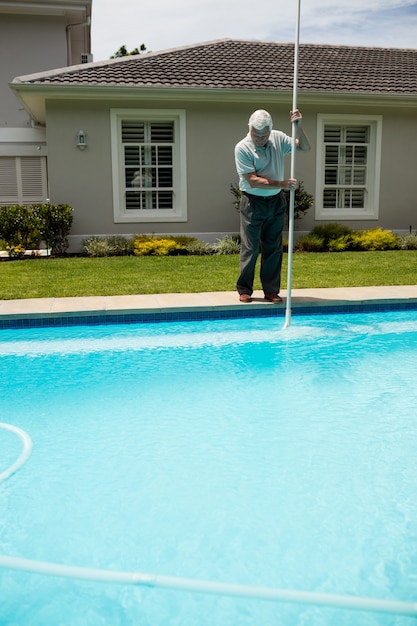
[0,422,33,483]
[0,554,416,617]
[1,422,416,618]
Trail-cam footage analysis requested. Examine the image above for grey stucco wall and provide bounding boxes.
[44,96,417,249]
[0,14,67,128]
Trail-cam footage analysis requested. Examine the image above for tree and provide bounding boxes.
[110,44,147,58]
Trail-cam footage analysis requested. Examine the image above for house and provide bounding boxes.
[6,35,417,251]
[0,0,92,209]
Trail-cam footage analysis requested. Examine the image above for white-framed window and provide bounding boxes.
[315,114,382,220]
[110,109,187,223]
[0,156,48,206]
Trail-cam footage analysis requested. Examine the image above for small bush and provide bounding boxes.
[231,181,314,222]
[83,236,133,257]
[230,183,242,212]
[32,203,74,255]
[6,244,26,258]
[107,235,133,255]
[132,236,186,256]
[0,204,42,250]
[282,181,314,221]
[296,234,325,252]
[327,234,354,252]
[185,240,213,255]
[350,228,401,251]
[401,233,417,250]
[296,224,401,252]
[0,203,73,256]
[83,238,109,257]
[212,235,241,255]
[165,235,200,247]
[309,223,354,247]
[163,234,215,254]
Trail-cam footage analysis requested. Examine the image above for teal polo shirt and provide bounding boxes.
[235,129,292,196]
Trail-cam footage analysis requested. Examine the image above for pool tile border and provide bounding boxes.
[1,288,417,329]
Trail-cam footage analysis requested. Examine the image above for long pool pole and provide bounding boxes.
[284,0,301,328]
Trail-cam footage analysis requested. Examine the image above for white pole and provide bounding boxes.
[284,0,301,329]
[1,555,417,617]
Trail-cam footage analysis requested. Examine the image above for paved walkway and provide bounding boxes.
[1,286,417,322]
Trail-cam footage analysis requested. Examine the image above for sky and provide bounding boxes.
[91,0,417,62]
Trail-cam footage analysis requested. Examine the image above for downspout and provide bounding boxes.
[66,16,91,65]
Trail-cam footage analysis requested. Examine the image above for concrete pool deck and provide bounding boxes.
[1,285,417,324]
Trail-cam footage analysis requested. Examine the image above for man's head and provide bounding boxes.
[248,110,273,147]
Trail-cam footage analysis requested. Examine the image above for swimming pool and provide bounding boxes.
[1,309,417,625]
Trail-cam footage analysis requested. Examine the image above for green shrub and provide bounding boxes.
[32,203,74,255]
[401,233,417,250]
[327,234,353,252]
[83,236,133,257]
[109,235,133,255]
[83,238,109,256]
[0,203,73,256]
[185,240,213,255]
[231,181,314,222]
[212,235,241,255]
[0,204,73,255]
[297,225,401,252]
[82,238,109,257]
[0,204,42,250]
[165,235,200,247]
[132,236,186,256]
[296,234,325,252]
[309,223,354,248]
[162,234,216,254]
[282,181,314,221]
[230,183,242,212]
[6,244,26,258]
[350,228,401,251]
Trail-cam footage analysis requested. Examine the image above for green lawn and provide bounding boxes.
[1,251,417,300]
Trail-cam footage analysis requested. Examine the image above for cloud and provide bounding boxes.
[297,1,417,47]
[91,0,417,61]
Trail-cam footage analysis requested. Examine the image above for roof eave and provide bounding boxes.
[0,0,92,18]
[9,82,417,125]
[299,89,417,107]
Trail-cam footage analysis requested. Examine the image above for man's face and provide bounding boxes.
[250,125,271,148]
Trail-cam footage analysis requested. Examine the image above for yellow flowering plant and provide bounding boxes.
[6,244,26,258]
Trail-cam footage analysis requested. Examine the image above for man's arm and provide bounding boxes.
[243,172,297,191]
[291,109,311,152]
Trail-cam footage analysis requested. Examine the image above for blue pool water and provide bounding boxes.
[1,310,417,625]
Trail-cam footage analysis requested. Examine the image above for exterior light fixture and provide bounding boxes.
[76,129,87,150]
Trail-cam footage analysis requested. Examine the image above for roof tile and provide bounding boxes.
[18,39,417,95]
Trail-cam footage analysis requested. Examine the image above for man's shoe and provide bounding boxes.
[264,293,282,303]
[239,294,252,303]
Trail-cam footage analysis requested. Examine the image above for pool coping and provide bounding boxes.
[1,285,417,327]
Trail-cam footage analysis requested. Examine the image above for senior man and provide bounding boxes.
[234,109,310,303]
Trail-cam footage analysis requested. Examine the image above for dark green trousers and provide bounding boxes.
[236,191,287,296]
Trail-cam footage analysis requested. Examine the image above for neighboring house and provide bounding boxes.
[6,37,417,250]
[0,0,91,207]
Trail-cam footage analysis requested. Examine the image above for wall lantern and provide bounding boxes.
[76,129,88,150]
